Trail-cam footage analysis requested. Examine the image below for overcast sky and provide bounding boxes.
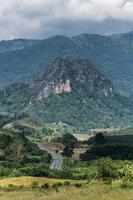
[0,0,133,40]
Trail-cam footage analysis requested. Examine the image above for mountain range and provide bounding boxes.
[0,57,132,131]
[0,32,133,96]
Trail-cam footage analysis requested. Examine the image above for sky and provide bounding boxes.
[0,0,133,40]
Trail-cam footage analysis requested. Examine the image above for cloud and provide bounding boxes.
[0,0,133,39]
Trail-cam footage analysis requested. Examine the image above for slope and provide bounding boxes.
[0,58,132,131]
[0,32,133,95]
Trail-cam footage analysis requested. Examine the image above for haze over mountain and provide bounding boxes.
[0,58,132,131]
[0,39,40,54]
[0,31,133,96]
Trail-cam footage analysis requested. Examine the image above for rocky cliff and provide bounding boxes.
[33,58,115,101]
[0,58,132,130]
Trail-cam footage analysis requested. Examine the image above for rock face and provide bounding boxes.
[37,79,71,101]
[0,57,132,130]
[35,58,115,101]
[54,79,71,94]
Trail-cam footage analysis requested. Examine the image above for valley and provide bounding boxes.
[0,0,133,199]
[0,32,133,200]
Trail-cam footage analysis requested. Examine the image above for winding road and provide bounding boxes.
[37,143,62,170]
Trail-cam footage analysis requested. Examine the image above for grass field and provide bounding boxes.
[0,177,84,187]
[73,134,91,141]
[0,180,133,200]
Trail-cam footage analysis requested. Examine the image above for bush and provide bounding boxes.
[74,183,82,188]
[3,184,18,192]
[95,132,105,145]
[51,182,62,192]
[41,183,49,189]
[8,184,16,188]
[52,183,59,192]
[119,164,133,181]
[96,157,117,180]
[0,166,10,177]
[18,185,24,189]
[64,181,71,186]
[97,158,116,180]
[56,182,62,187]
[20,165,50,177]
[31,181,39,189]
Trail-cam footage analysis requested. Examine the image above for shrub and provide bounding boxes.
[52,183,61,192]
[96,157,117,180]
[31,181,39,189]
[119,164,133,181]
[56,182,62,187]
[8,184,16,188]
[74,183,82,188]
[20,165,50,177]
[95,132,105,145]
[0,166,10,177]
[41,183,49,189]
[3,184,18,192]
[64,181,71,186]
[18,185,24,189]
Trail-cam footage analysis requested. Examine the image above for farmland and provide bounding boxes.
[73,134,91,141]
[0,179,133,200]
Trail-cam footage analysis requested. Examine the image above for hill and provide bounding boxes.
[3,118,77,140]
[0,58,132,131]
[0,32,133,95]
[0,39,40,54]
[0,128,51,168]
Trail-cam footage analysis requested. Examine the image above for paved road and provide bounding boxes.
[37,143,62,170]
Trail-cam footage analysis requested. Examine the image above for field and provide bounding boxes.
[73,134,91,141]
[0,177,84,187]
[0,180,133,200]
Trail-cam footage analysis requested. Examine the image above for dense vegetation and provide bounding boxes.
[0,33,133,96]
[0,33,133,200]
[3,118,77,140]
[0,128,51,176]
[0,58,133,130]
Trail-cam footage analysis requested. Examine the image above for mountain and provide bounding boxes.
[0,32,133,95]
[34,57,115,100]
[0,39,40,54]
[0,58,132,131]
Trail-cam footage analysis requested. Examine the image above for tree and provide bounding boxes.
[6,139,25,166]
[96,157,116,180]
[59,134,78,148]
[62,145,73,158]
[95,132,105,145]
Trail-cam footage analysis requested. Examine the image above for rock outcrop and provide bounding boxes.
[35,58,115,101]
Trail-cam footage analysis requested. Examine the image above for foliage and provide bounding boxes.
[95,132,105,145]
[62,145,73,158]
[80,144,133,161]
[0,33,133,97]
[4,118,77,140]
[1,57,133,131]
[41,183,49,189]
[31,181,39,189]
[0,128,51,170]
[56,134,78,148]
[96,157,117,180]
